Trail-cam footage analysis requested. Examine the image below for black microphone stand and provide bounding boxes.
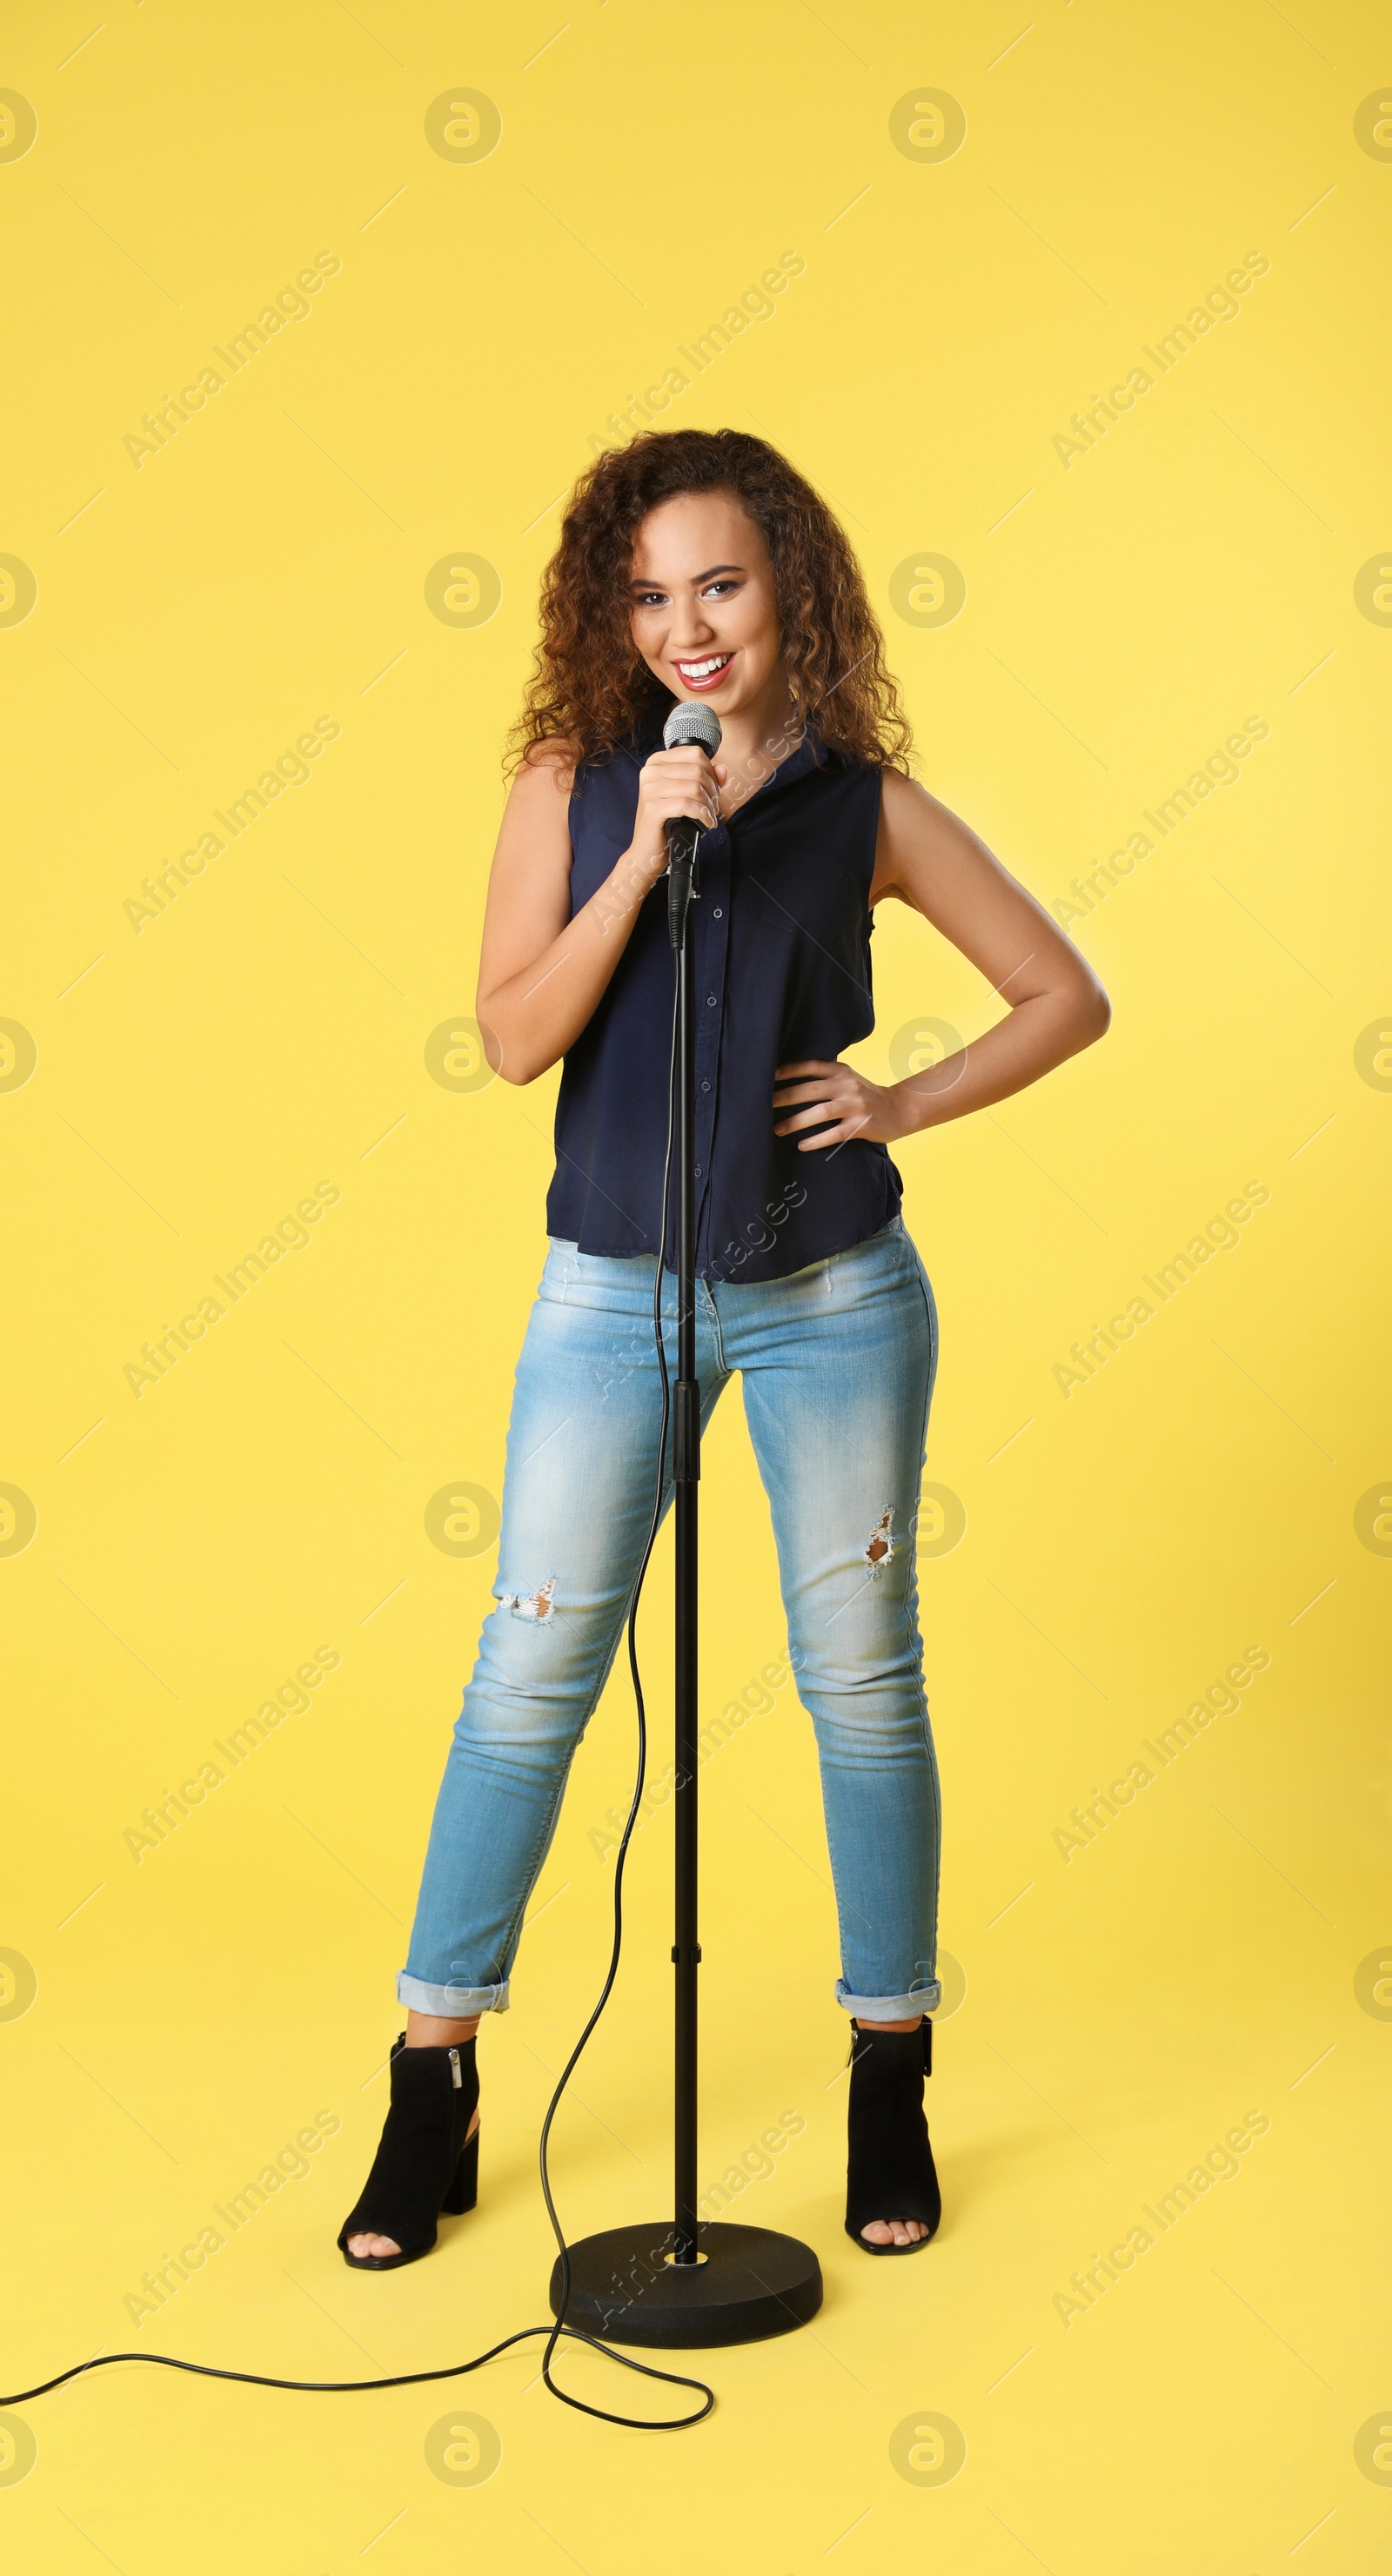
[549,821,823,2349]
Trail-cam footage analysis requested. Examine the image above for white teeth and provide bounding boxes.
[676,654,731,680]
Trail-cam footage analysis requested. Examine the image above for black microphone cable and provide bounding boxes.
[0,951,716,2432]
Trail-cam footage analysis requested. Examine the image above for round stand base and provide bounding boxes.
[550,2220,823,2350]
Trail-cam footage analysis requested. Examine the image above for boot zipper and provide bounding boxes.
[448,2047,462,2088]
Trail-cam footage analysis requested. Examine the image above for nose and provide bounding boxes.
[669,594,717,648]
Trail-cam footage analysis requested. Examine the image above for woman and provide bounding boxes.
[339,428,1109,2270]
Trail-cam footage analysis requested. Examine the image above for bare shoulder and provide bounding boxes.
[510,733,581,805]
[492,738,581,875]
[878,764,925,817]
[485,737,584,910]
[878,762,929,833]
[873,765,980,899]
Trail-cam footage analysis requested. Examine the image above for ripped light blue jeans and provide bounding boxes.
[401,1216,942,2023]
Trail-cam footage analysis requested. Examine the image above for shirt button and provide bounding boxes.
[706,994,717,1007]
[701,1079,711,1092]
[713,907,723,919]
[695,1164,703,1177]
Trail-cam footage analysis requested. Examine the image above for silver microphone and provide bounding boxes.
[661,703,722,949]
[663,702,723,757]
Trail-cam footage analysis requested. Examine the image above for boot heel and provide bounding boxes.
[442,2125,479,2216]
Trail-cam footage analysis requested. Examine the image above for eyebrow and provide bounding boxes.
[628,561,746,590]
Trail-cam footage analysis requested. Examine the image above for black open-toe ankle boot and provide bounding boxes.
[338,2032,479,2271]
[844,2016,940,2256]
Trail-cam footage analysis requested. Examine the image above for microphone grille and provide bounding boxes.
[663,703,723,755]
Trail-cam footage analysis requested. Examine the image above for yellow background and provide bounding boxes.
[3,2,1389,2568]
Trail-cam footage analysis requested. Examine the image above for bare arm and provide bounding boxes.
[773,768,1109,1148]
[476,741,725,1083]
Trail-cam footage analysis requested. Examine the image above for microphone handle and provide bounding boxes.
[666,815,701,951]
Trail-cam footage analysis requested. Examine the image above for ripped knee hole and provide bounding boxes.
[501,1576,557,1622]
[864,1507,894,1570]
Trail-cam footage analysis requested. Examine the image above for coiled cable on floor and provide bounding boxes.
[0,954,715,2430]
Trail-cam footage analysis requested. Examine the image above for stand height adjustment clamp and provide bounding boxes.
[671,1944,702,1965]
[673,1379,701,1482]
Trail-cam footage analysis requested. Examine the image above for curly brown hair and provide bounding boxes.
[505,427,914,778]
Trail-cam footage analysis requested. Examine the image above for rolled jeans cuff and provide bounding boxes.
[397,1971,511,2016]
[836,1976,940,2020]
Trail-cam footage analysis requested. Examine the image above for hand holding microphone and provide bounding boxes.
[629,712,725,862]
[655,703,724,948]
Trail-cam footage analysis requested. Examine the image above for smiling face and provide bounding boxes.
[627,489,786,718]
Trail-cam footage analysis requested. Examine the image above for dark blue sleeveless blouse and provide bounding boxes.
[545,703,902,1284]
